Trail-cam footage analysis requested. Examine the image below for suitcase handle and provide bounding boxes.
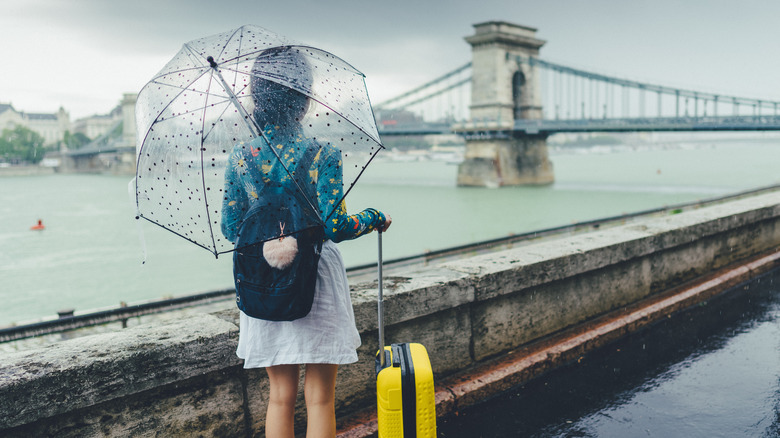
[391,344,403,367]
[377,230,386,368]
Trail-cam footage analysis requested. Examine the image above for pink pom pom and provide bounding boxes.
[263,236,298,270]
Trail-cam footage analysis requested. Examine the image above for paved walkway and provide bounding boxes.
[336,249,780,437]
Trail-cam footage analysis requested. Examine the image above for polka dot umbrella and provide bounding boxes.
[134,25,383,257]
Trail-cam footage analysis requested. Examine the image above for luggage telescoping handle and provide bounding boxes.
[377,230,386,368]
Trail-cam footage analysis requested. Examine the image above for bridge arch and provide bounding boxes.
[457,21,553,187]
[512,69,526,120]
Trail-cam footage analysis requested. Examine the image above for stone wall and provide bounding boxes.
[1,191,779,437]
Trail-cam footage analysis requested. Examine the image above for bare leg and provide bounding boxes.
[266,364,300,438]
[304,363,338,438]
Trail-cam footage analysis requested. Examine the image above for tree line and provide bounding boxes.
[0,126,90,164]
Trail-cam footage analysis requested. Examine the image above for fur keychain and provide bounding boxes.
[263,222,298,270]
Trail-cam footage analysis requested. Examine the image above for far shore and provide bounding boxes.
[0,165,135,177]
[0,165,56,177]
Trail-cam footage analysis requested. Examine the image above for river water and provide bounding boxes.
[1,135,779,327]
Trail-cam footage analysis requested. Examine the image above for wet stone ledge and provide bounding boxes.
[1,191,779,436]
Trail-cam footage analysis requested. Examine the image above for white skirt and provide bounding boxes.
[236,240,361,368]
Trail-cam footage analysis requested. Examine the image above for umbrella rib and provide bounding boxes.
[205,58,325,227]
[155,103,227,123]
[136,71,210,190]
[259,45,365,76]
[313,99,384,146]
[138,44,215,161]
[318,58,386,218]
[203,60,326,242]
[200,92,246,146]
[180,27,245,71]
[230,27,248,92]
[207,44,377,143]
[149,65,212,79]
[215,26,244,63]
[206,26,249,106]
[229,73,380,144]
[147,92,233,123]
[148,77,227,96]
[199,69,220,254]
[146,78,240,123]
[291,45,365,76]
[138,215,219,257]
[218,65,382,146]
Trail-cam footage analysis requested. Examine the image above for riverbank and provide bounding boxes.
[0,165,55,177]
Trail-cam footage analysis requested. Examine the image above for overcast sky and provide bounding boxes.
[2,0,778,120]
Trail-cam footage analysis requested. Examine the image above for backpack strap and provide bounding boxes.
[238,137,323,242]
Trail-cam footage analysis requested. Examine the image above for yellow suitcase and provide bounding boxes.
[376,343,436,437]
[374,232,436,437]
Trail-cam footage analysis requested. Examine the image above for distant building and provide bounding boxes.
[71,93,138,145]
[0,103,70,145]
[72,106,122,140]
[58,93,138,175]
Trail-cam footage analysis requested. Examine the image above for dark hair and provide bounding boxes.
[251,46,313,131]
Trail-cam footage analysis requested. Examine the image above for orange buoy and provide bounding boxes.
[31,219,45,231]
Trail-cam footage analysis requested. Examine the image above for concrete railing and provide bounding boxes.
[2,190,779,437]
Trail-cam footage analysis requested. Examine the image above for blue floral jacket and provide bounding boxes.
[220,125,385,243]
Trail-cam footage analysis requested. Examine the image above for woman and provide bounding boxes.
[221,47,390,438]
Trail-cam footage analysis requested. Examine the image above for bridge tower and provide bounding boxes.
[457,21,554,187]
[121,93,137,148]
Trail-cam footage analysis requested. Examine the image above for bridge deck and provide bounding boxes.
[378,115,780,137]
[513,115,780,134]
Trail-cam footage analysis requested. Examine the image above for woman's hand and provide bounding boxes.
[379,213,392,232]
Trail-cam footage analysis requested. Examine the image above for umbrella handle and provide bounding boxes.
[377,230,385,368]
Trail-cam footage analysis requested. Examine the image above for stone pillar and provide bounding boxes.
[457,134,553,187]
[119,93,138,174]
[457,21,554,187]
[121,93,137,148]
[57,106,70,139]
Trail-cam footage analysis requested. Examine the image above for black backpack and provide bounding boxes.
[233,142,324,321]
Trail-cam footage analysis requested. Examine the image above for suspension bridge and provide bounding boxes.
[65,21,779,182]
[373,21,780,187]
[375,35,780,138]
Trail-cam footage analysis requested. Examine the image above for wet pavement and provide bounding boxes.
[438,269,780,437]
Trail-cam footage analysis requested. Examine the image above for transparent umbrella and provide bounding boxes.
[134,24,383,257]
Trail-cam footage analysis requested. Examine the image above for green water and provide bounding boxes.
[1,138,778,326]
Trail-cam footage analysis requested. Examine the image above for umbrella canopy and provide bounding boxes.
[134,25,383,256]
